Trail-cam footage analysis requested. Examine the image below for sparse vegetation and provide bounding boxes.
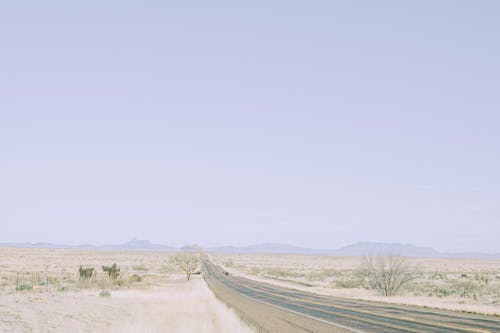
[0,247,253,333]
[132,264,148,271]
[79,266,96,281]
[102,263,121,280]
[212,253,500,316]
[16,282,32,291]
[452,280,478,298]
[266,268,301,279]
[172,246,201,281]
[359,255,415,296]
[129,274,143,283]
[0,248,192,294]
[336,276,363,289]
[99,289,111,297]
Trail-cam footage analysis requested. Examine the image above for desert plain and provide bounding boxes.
[0,248,253,333]
[212,252,500,316]
[1,247,499,333]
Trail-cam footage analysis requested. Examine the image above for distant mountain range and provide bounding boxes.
[1,239,499,258]
[0,238,176,251]
[206,242,500,259]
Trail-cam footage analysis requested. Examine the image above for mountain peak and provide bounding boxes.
[124,238,153,247]
[336,241,440,256]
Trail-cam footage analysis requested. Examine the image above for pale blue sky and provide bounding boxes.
[1,1,499,252]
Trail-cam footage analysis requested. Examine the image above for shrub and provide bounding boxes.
[58,285,69,292]
[102,263,120,280]
[113,278,125,287]
[99,290,111,297]
[452,280,478,298]
[475,273,489,285]
[336,277,363,289]
[129,274,143,283]
[430,286,453,298]
[37,280,48,286]
[307,270,336,282]
[430,272,446,280]
[16,283,32,291]
[266,268,300,279]
[359,256,415,296]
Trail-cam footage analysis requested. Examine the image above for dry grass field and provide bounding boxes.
[212,253,500,316]
[0,248,253,333]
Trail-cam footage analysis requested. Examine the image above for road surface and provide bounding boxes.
[203,260,500,333]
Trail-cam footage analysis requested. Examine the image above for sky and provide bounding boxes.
[1,1,499,253]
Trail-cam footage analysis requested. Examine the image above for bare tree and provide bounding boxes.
[359,255,415,296]
[172,245,201,281]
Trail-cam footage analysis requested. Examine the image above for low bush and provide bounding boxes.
[58,285,69,292]
[99,290,111,297]
[452,280,478,298]
[266,268,301,279]
[16,283,32,291]
[129,274,143,283]
[336,277,363,289]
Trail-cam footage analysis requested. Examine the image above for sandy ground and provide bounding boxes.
[0,248,254,333]
[211,253,500,316]
[0,277,253,333]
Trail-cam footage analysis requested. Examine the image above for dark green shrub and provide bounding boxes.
[99,290,111,297]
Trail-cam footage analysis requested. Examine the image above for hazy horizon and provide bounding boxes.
[1,1,499,253]
[2,237,500,255]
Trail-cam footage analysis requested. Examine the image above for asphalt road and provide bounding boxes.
[203,260,500,333]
